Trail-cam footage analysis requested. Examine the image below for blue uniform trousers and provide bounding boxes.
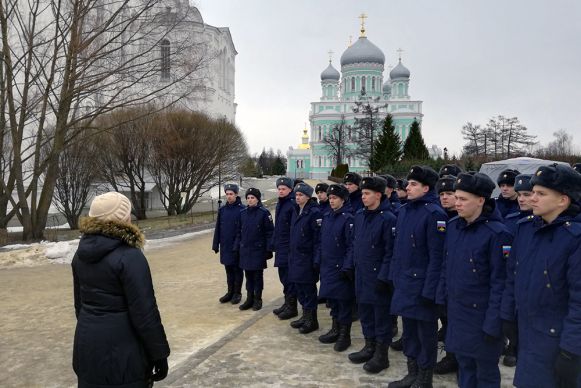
[277,266,296,296]
[359,303,393,344]
[295,283,318,310]
[329,299,353,325]
[402,317,438,369]
[455,354,500,388]
[225,264,243,288]
[244,270,263,293]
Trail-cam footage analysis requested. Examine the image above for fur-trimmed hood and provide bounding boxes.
[76,217,145,264]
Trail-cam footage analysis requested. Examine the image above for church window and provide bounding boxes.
[371,77,375,91]
[160,39,171,80]
[351,78,355,91]
[318,126,322,140]
[361,76,366,92]
[319,156,322,167]
[398,83,404,96]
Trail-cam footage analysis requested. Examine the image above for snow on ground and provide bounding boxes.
[0,229,214,269]
[7,223,71,233]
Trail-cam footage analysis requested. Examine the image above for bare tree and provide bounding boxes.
[321,114,352,166]
[543,129,575,157]
[149,110,247,216]
[52,131,99,229]
[1,0,211,239]
[351,91,386,168]
[461,122,483,156]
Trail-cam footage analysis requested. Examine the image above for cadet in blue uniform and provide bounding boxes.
[501,174,533,368]
[288,183,322,334]
[382,174,401,215]
[501,164,581,388]
[436,173,512,388]
[495,169,520,218]
[315,183,331,215]
[212,184,245,305]
[344,172,364,213]
[272,177,299,320]
[389,166,447,388]
[317,184,355,351]
[573,163,581,173]
[396,179,409,205]
[236,188,274,311]
[346,176,397,374]
[434,174,459,376]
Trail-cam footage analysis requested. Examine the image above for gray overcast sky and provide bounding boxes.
[196,0,581,156]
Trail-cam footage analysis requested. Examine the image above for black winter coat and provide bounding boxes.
[72,218,170,388]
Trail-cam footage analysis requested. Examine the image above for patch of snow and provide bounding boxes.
[144,229,213,250]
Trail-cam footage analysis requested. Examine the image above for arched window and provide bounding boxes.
[371,77,375,91]
[351,77,355,91]
[318,126,322,140]
[398,83,404,96]
[361,76,366,92]
[160,39,170,80]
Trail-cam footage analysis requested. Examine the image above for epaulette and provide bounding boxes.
[564,221,581,237]
[258,206,270,214]
[241,207,248,213]
[379,209,396,222]
[341,212,354,221]
[355,208,365,215]
[516,215,535,225]
[483,219,508,234]
[448,215,460,224]
[423,202,446,216]
[505,211,521,220]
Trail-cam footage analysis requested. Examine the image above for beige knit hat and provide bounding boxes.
[89,192,132,223]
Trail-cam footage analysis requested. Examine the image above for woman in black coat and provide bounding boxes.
[72,192,170,387]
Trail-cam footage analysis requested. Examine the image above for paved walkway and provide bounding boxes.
[0,230,515,387]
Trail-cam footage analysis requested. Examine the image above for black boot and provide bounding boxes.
[410,368,433,388]
[278,296,298,320]
[390,337,404,351]
[319,318,340,344]
[503,343,517,367]
[334,323,352,352]
[239,291,254,311]
[387,358,418,388]
[252,291,263,311]
[219,285,234,303]
[299,310,319,334]
[434,352,458,375]
[363,342,389,373]
[231,280,242,305]
[348,338,376,364]
[273,295,288,315]
[290,309,306,329]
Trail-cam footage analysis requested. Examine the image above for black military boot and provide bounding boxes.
[231,280,242,305]
[348,338,376,364]
[239,291,254,311]
[503,343,517,367]
[318,318,340,344]
[334,322,352,352]
[390,337,404,351]
[252,291,263,311]
[273,295,288,316]
[387,358,418,388]
[290,309,307,329]
[363,342,389,373]
[410,368,433,388]
[278,296,298,320]
[434,352,458,375]
[219,285,234,303]
[299,310,319,334]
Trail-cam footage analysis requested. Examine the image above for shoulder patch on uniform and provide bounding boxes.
[437,220,447,233]
[564,221,581,237]
[502,245,512,258]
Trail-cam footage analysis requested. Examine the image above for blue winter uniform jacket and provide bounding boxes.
[390,191,448,321]
[346,199,397,306]
[495,196,519,218]
[501,211,581,388]
[212,197,244,266]
[503,210,532,235]
[288,199,321,284]
[316,203,355,301]
[436,208,512,361]
[273,193,295,267]
[318,200,331,216]
[388,191,402,215]
[235,203,274,271]
[348,190,364,214]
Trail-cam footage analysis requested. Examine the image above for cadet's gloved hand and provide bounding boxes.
[341,269,354,283]
[419,296,435,307]
[151,358,169,381]
[502,320,517,341]
[213,248,219,254]
[483,332,499,343]
[555,349,581,388]
[436,304,447,318]
[375,280,394,296]
[265,251,273,260]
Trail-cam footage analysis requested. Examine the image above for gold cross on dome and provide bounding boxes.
[358,13,368,37]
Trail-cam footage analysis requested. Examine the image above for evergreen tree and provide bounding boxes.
[272,157,286,175]
[369,114,402,172]
[402,120,429,160]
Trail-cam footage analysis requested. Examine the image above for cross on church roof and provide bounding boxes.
[397,48,404,61]
[358,13,367,37]
[328,50,334,63]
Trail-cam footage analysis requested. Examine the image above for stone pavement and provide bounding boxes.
[0,229,515,387]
